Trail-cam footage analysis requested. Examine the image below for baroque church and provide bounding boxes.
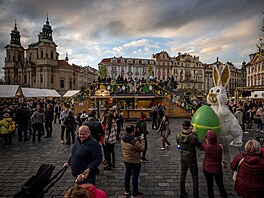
[4,17,97,95]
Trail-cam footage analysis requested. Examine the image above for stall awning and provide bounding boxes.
[250,91,264,99]
[63,90,80,97]
[0,85,22,98]
[22,88,61,98]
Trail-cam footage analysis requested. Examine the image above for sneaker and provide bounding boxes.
[243,131,249,134]
[161,147,165,151]
[103,166,111,171]
[61,140,65,144]
[141,158,148,163]
[131,192,143,198]
[261,130,264,134]
[124,191,130,195]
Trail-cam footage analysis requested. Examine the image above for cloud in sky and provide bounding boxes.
[0,0,263,77]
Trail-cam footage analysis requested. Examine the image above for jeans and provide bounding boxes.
[151,117,157,129]
[18,123,29,141]
[203,169,227,198]
[105,142,115,168]
[32,123,42,142]
[61,126,66,141]
[180,161,199,198]
[141,134,147,159]
[45,121,53,137]
[66,127,75,144]
[124,163,141,196]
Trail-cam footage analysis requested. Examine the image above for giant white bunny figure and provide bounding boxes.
[207,64,243,147]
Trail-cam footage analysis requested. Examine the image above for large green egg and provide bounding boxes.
[191,105,221,141]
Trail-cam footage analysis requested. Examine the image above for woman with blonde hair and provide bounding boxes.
[231,139,264,198]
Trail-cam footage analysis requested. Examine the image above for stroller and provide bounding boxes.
[13,164,67,198]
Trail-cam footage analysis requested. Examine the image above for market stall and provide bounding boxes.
[21,88,61,98]
[0,85,22,98]
[63,90,80,97]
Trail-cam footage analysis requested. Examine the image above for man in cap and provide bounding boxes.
[176,120,201,198]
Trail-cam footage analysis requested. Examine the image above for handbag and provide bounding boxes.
[232,158,244,182]
[219,144,227,169]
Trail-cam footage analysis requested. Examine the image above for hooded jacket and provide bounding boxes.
[201,130,223,173]
[80,184,107,198]
[176,131,201,164]
[121,133,145,164]
[231,152,264,198]
[0,117,13,134]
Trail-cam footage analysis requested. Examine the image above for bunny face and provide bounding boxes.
[207,86,228,105]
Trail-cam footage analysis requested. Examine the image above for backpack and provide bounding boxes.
[7,120,16,132]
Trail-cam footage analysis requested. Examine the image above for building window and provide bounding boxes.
[69,80,72,89]
[13,56,15,61]
[51,52,53,59]
[24,75,27,83]
[40,76,43,83]
[41,51,43,58]
[51,77,53,84]
[111,59,117,63]
[60,79,65,88]
[135,60,139,64]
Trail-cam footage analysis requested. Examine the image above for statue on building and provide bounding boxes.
[207,64,243,147]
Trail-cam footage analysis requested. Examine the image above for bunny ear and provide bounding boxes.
[221,64,230,88]
[213,65,220,86]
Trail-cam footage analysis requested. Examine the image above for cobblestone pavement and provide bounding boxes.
[0,118,263,198]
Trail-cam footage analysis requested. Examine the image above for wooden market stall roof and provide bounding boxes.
[0,85,22,98]
[63,90,80,97]
[21,88,61,98]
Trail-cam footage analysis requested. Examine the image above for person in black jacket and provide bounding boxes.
[83,113,104,142]
[176,120,201,198]
[65,110,77,145]
[63,125,103,185]
[44,104,54,138]
[16,103,32,141]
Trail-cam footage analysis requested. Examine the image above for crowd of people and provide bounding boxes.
[1,99,264,198]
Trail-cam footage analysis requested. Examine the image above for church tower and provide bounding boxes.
[26,15,58,88]
[4,21,25,85]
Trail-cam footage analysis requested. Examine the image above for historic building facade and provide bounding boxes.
[246,52,264,87]
[4,18,97,95]
[99,56,154,81]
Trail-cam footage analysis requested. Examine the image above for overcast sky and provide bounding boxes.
[0,0,263,77]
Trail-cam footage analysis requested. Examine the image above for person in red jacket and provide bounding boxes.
[64,183,107,198]
[231,139,264,198]
[201,130,227,198]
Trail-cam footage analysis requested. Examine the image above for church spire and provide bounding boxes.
[65,52,69,62]
[10,20,21,46]
[40,13,53,41]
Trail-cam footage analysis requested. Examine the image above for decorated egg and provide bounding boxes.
[191,105,221,141]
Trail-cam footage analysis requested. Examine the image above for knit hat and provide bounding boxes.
[140,112,146,120]
[206,130,218,145]
[80,113,88,119]
[3,113,10,118]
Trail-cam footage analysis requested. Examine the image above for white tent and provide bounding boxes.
[250,91,264,99]
[63,90,80,97]
[22,88,61,98]
[0,85,22,98]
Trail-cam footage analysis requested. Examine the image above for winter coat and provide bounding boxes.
[104,121,117,144]
[83,118,104,142]
[176,131,201,164]
[231,152,264,198]
[201,131,223,174]
[0,117,13,134]
[80,184,107,198]
[68,136,103,178]
[121,134,145,164]
[158,120,170,137]
[31,111,45,124]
